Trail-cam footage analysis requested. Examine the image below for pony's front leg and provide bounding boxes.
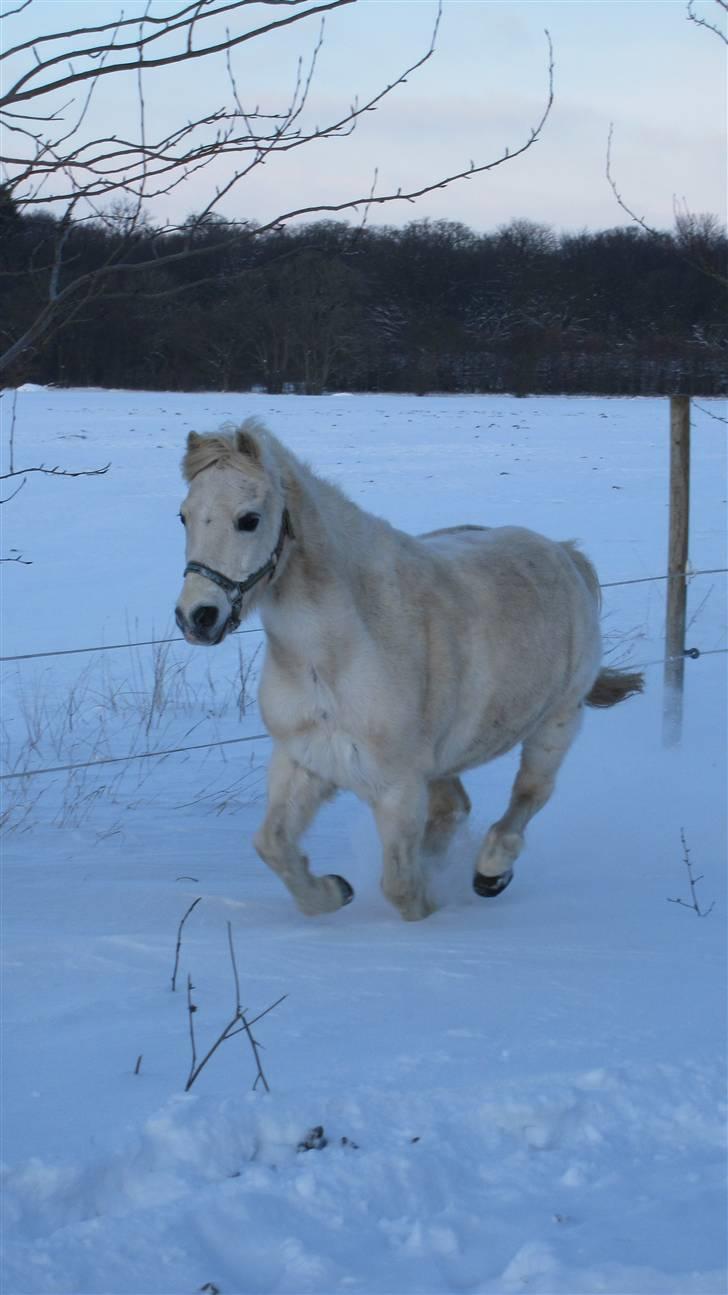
[254,746,352,916]
[373,778,433,921]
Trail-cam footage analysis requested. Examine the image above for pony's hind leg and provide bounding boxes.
[423,776,472,854]
[474,705,583,897]
[254,745,352,916]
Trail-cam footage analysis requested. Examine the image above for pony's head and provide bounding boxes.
[175,419,289,645]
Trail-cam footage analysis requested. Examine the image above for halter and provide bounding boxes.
[184,508,294,627]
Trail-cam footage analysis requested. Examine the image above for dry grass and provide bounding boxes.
[1,637,264,834]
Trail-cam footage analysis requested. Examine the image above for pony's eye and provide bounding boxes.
[236,513,260,532]
[179,513,186,526]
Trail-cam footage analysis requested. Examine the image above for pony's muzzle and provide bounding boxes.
[175,597,228,645]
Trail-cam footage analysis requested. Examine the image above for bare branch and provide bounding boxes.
[227,917,242,1013]
[0,475,27,505]
[605,122,655,237]
[184,923,286,1093]
[0,0,32,19]
[186,973,198,1082]
[687,0,728,43]
[171,895,202,992]
[694,401,728,424]
[0,3,556,375]
[0,550,32,563]
[0,462,110,481]
[667,828,715,916]
[2,1,355,105]
[606,124,727,287]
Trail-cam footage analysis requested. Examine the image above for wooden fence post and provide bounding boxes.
[663,395,691,746]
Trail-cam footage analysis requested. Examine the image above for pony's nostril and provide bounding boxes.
[192,605,219,632]
[174,606,186,631]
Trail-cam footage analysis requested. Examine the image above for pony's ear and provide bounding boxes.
[235,421,262,463]
[186,431,202,452]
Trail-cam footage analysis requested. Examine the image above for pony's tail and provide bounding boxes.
[585,667,644,708]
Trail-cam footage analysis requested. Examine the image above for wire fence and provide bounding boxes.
[0,623,264,664]
[1,565,726,784]
[0,733,270,782]
[599,567,727,589]
[1,567,726,666]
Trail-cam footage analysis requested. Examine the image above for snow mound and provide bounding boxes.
[2,1065,726,1294]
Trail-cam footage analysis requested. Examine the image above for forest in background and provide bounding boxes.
[2,205,726,396]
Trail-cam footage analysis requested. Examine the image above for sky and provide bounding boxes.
[3,0,726,234]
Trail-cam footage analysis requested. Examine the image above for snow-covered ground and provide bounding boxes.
[1,389,726,1295]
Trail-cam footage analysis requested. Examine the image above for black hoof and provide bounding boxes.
[331,874,354,906]
[473,868,513,898]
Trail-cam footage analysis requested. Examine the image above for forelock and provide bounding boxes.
[182,434,230,481]
[182,417,275,483]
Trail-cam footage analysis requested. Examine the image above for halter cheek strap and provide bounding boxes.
[184,508,293,627]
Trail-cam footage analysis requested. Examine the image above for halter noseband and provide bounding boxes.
[184,508,293,627]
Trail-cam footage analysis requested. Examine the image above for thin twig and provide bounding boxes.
[606,122,727,288]
[694,401,728,425]
[184,1007,240,1091]
[227,918,241,1011]
[171,895,202,991]
[667,828,715,916]
[184,924,287,1092]
[0,462,110,481]
[687,0,728,44]
[226,919,286,1093]
[0,475,27,505]
[186,973,198,1084]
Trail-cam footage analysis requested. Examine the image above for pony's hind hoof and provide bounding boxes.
[331,874,354,906]
[473,868,513,898]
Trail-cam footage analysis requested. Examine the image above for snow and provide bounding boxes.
[1,390,726,1295]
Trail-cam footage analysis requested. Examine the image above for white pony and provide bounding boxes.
[176,418,642,921]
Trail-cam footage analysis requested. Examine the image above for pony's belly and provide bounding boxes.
[285,725,383,799]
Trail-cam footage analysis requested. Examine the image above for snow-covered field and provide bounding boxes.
[1,389,726,1295]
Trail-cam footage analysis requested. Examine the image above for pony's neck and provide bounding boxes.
[258,440,396,649]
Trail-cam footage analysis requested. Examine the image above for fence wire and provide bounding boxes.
[1,567,726,666]
[1,647,726,784]
[1,733,270,782]
[1,565,725,784]
[0,624,264,664]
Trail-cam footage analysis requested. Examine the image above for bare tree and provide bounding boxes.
[0,0,554,376]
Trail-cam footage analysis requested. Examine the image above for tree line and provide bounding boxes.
[2,205,725,396]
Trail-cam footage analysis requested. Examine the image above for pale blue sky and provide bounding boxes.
[3,0,726,232]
